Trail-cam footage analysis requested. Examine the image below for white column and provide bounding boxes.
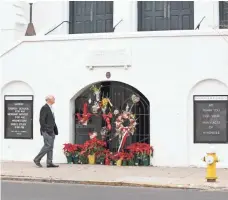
[113,0,138,32]
[194,1,219,30]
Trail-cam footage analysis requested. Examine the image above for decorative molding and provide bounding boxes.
[86,65,131,71]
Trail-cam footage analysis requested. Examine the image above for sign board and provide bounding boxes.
[194,95,228,143]
[86,48,131,68]
[4,95,33,139]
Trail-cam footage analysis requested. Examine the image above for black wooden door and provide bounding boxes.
[69,1,113,34]
[219,1,228,29]
[168,1,194,30]
[93,1,113,33]
[138,1,194,31]
[138,1,168,31]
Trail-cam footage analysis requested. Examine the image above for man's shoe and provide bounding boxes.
[47,163,59,168]
[33,159,42,167]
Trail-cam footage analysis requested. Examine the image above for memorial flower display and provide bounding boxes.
[63,84,154,166]
[63,141,153,166]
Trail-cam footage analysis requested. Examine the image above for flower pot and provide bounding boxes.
[122,160,127,166]
[79,155,88,164]
[99,157,105,165]
[134,154,142,166]
[116,159,122,166]
[100,159,105,165]
[128,160,134,166]
[72,155,79,164]
[88,154,96,165]
[142,156,150,166]
[105,158,111,165]
[66,155,73,164]
[134,158,140,166]
[96,157,105,165]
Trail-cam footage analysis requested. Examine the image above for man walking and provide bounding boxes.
[34,95,59,168]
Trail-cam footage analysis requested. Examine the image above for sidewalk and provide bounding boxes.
[1,161,228,191]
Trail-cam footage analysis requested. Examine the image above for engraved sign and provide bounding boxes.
[86,48,131,68]
[194,95,228,143]
[4,95,33,139]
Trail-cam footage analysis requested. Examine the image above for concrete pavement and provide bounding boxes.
[1,161,228,190]
[2,181,228,200]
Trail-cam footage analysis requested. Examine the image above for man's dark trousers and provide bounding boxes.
[34,131,55,164]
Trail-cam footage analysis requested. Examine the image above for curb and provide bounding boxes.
[1,175,227,191]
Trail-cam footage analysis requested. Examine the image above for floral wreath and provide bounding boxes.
[114,94,140,152]
[115,110,137,152]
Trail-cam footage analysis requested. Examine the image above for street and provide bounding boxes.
[1,181,228,200]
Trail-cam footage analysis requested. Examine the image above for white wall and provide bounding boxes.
[0,0,222,54]
[1,30,228,167]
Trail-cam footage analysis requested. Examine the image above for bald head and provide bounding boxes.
[45,95,55,105]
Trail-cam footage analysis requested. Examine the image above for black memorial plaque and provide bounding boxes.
[194,96,228,143]
[4,96,33,139]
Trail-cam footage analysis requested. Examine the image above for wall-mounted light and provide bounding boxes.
[25,1,36,36]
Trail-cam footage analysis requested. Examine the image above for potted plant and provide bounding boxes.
[79,150,88,164]
[141,143,153,166]
[113,152,125,166]
[63,143,74,164]
[120,152,132,166]
[83,138,106,164]
[72,144,83,164]
[126,152,134,166]
[96,151,106,165]
[105,151,114,165]
[127,143,154,166]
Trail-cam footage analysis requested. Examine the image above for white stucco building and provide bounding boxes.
[1,1,228,168]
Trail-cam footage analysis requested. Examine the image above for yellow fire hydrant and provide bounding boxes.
[202,146,219,182]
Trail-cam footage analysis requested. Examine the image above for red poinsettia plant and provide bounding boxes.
[83,138,107,155]
[113,152,134,161]
[72,144,84,156]
[63,143,84,156]
[63,143,74,156]
[127,143,154,157]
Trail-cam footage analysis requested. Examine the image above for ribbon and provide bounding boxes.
[76,103,92,124]
[102,112,113,131]
[118,132,130,152]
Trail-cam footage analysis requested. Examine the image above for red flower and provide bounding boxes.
[126,143,154,156]
[83,138,107,155]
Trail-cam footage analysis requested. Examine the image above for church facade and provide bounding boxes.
[0,1,228,167]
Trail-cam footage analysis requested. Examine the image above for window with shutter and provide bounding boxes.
[69,1,113,34]
[138,1,194,31]
[219,1,228,29]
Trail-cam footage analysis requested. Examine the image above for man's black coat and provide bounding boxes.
[39,104,58,135]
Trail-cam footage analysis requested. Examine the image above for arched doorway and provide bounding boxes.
[74,81,150,152]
